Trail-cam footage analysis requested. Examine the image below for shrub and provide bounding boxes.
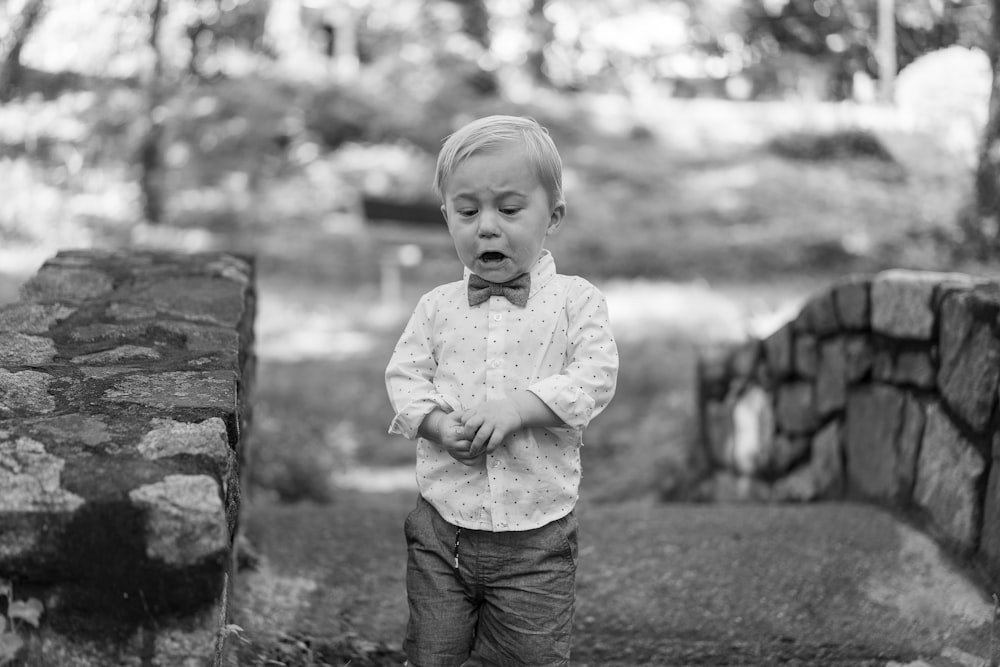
[766,128,898,163]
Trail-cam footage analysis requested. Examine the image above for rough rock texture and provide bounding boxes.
[913,403,986,552]
[870,270,948,339]
[845,384,906,502]
[697,268,1000,587]
[937,288,1000,433]
[0,249,256,666]
[832,275,870,330]
[981,434,1000,580]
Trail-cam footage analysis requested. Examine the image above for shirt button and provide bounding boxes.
[493,459,500,468]
[490,359,502,368]
[492,313,502,322]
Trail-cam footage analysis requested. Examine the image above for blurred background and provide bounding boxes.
[0,0,996,505]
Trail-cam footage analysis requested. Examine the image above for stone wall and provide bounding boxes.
[697,269,1000,583]
[0,249,255,666]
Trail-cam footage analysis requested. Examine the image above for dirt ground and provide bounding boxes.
[231,487,995,667]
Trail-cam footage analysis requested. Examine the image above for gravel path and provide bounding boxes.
[231,489,994,666]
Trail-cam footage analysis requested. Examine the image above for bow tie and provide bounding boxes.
[468,273,531,307]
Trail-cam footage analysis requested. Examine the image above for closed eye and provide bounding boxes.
[500,207,521,215]
[457,208,478,218]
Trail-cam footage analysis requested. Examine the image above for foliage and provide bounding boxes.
[739,0,990,98]
[236,630,405,666]
[766,127,897,162]
[0,580,43,666]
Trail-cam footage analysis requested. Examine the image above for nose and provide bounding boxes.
[477,210,500,237]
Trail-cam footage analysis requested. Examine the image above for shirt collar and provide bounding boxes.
[463,250,556,299]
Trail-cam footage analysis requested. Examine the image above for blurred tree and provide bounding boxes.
[970,0,1000,250]
[140,0,167,224]
[444,0,498,93]
[740,0,990,99]
[526,0,554,86]
[184,0,271,79]
[446,0,491,48]
[0,0,46,101]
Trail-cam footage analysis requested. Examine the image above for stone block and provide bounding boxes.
[872,348,936,389]
[871,270,943,340]
[775,381,817,435]
[843,334,873,383]
[71,345,162,365]
[979,436,1000,574]
[758,432,810,477]
[772,419,843,501]
[816,337,848,418]
[897,395,926,499]
[0,435,86,514]
[914,402,987,552]
[0,369,56,417]
[802,290,841,336]
[937,289,1000,433]
[794,334,818,379]
[103,370,238,411]
[833,276,870,330]
[0,303,76,334]
[763,322,794,380]
[129,474,229,566]
[137,417,232,477]
[729,384,774,474]
[0,333,57,366]
[129,277,248,327]
[69,321,150,344]
[20,265,115,303]
[845,385,906,501]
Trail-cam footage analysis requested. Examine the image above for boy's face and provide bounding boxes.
[441,145,565,284]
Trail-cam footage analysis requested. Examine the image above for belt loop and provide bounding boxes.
[454,528,461,569]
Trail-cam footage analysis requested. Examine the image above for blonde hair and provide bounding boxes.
[433,115,564,206]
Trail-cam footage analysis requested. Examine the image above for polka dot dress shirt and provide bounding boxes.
[385,251,619,531]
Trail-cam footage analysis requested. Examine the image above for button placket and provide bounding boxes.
[484,301,507,401]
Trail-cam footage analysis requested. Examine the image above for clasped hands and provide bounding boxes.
[420,391,562,466]
[433,398,524,466]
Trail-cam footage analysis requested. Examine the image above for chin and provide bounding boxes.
[477,265,522,282]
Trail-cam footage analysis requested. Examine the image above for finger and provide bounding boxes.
[450,438,473,453]
[485,429,505,454]
[458,421,478,440]
[470,424,494,457]
[462,412,484,432]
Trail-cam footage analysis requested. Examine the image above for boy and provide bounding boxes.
[385,115,618,667]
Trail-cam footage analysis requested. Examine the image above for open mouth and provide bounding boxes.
[479,252,507,263]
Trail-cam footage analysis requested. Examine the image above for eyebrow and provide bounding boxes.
[450,189,526,200]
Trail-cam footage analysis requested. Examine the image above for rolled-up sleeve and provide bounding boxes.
[528,284,618,430]
[385,295,461,439]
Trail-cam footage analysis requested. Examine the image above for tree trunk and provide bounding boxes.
[526,0,553,87]
[447,0,491,49]
[975,0,1000,248]
[0,0,46,101]
[968,0,1000,249]
[140,0,167,225]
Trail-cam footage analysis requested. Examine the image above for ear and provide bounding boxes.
[546,200,566,236]
[440,204,449,224]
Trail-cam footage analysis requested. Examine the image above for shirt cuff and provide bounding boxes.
[388,394,462,439]
[528,378,595,430]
